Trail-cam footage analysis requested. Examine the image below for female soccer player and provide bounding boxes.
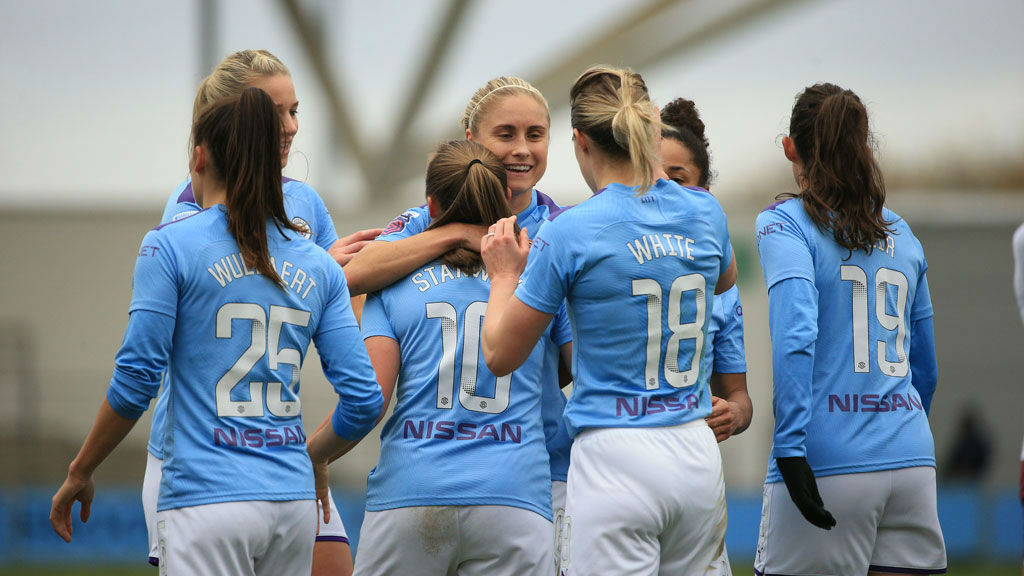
[50,88,384,576]
[480,65,737,575]
[151,49,377,575]
[752,83,945,575]
[309,140,568,575]
[344,76,574,570]
[660,97,751,444]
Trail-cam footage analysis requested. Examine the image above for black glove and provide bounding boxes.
[776,456,837,530]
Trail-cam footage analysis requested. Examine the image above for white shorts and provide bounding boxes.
[552,480,567,575]
[159,499,317,576]
[317,488,350,544]
[754,466,946,575]
[145,453,349,563]
[142,452,161,565]
[353,505,553,576]
[562,420,727,576]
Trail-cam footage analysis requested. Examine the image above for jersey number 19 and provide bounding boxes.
[840,265,909,377]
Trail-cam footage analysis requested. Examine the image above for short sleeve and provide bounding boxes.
[755,205,814,290]
[317,262,360,334]
[549,301,572,346]
[360,291,397,341]
[515,218,577,315]
[129,231,179,319]
[311,191,339,251]
[376,207,430,242]
[711,285,747,374]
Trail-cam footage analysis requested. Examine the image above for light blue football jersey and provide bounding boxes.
[755,198,935,482]
[515,179,732,438]
[148,177,340,459]
[705,285,746,376]
[377,190,575,482]
[360,260,570,520]
[108,206,382,511]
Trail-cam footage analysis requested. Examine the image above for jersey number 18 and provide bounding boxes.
[632,274,707,390]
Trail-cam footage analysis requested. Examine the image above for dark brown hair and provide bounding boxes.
[569,65,660,193]
[661,97,713,189]
[425,140,514,274]
[784,83,892,254]
[192,87,301,286]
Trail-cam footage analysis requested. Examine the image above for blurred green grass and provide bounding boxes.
[1,562,1021,575]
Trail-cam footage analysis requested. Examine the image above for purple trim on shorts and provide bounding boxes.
[177,182,194,203]
[148,556,159,567]
[757,566,946,575]
[868,565,946,574]
[315,535,350,544]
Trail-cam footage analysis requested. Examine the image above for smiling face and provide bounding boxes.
[467,93,549,198]
[660,137,702,188]
[248,74,299,168]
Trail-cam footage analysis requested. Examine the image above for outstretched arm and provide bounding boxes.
[344,223,486,295]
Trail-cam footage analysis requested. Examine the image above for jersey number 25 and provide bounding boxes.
[215,303,311,418]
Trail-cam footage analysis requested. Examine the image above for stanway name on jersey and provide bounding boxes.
[626,233,696,265]
[207,253,318,299]
[828,393,923,413]
[616,393,699,417]
[213,424,307,448]
[411,264,488,292]
[402,419,522,443]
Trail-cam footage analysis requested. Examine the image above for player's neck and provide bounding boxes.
[509,188,533,213]
[198,182,228,209]
[590,155,644,191]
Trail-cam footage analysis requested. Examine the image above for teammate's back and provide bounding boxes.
[757,199,934,481]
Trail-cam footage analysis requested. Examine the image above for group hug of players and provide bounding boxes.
[49,49,946,576]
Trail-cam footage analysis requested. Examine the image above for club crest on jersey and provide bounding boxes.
[382,211,420,235]
[291,216,312,240]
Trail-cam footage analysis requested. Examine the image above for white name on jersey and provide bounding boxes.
[626,233,696,265]
[411,264,488,293]
[206,252,318,299]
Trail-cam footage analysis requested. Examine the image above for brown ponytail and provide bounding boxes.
[785,83,892,255]
[192,87,301,286]
[425,140,514,274]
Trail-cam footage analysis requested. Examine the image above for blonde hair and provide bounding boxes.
[461,76,549,135]
[192,49,290,122]
[569,65,661,193]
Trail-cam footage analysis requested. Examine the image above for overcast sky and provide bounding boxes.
[1,0,1021,211]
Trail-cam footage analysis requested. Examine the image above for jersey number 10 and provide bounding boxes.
[840,265,909,377]
[426,301,511,415]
